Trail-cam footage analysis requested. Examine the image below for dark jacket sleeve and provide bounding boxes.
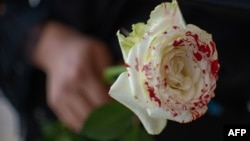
[0,0,49,112]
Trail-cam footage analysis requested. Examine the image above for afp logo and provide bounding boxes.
[228,129,246,136]
[224,124,250,141]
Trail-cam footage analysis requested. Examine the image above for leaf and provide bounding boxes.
[139,127,155,141]
[81,101,134,141]
[120,124,140,141]
[103,65,126,85]
[40,120,82,141]
[40,120,65,141]
[121,124,155,141]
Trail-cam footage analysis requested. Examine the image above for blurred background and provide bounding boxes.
[1,0,250,141]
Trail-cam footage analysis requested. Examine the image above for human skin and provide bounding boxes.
[33,21,112,132]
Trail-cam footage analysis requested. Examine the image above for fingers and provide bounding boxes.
[52,92,93,132]
[71,38,113,107]
[91,40,112,77]
[47,75,93,132]
[45,35,114,133]
[81,72,112,107]
[47,66,111,132]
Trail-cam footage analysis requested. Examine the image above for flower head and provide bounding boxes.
[109,0,220,135]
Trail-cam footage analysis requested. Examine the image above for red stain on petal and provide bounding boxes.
[194,102,199,107]
[186,31,212,58]
[125,63,130,68]
[193,52,202,61]
[211,59,220,77]
[172,39,184,47]
[145,82,161,107]
[202,70,206,74]
[173,112,178,117]
[204,94,210,99]
[164,65,169,70]
[191,111,201,120]
[163,78,167,87]
[210,41,216,55]
[173,26,179,29]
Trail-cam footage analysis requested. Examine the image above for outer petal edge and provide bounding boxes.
[109,72,167,135]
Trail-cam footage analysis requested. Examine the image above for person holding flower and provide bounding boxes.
[0,0,164,140]
[1,0,250,141]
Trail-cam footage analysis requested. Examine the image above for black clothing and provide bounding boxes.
[0,0,250,141]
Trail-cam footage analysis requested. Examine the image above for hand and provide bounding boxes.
[33,21,112,132]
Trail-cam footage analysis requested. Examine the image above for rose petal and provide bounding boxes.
[147,105,207,123]
[109,72,167,134]
[146,0,186,35]
[117,23,146,60]
[126,35,152,98]
[147,107,190,122]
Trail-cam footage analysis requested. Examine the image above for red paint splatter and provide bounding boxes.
[204,94,209,99]
[173,26,179,29]
[194,102,199,107]
[201,89,205,93]
[173,112,178,117]
[125,63,130,68]
[164,65,169,70]
[199,95,203,100]
[211,59,219,77]
[202,70,206,74]
[163,78,167,87]
[191,111,201,120]
[142,64,150,72]
[193,52,202,61]
[210,41,216,55]
[186,31,212,58]
[172,39,184,47]
[145,82,161,106]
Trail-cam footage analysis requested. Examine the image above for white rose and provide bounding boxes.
[109,0,220,135]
